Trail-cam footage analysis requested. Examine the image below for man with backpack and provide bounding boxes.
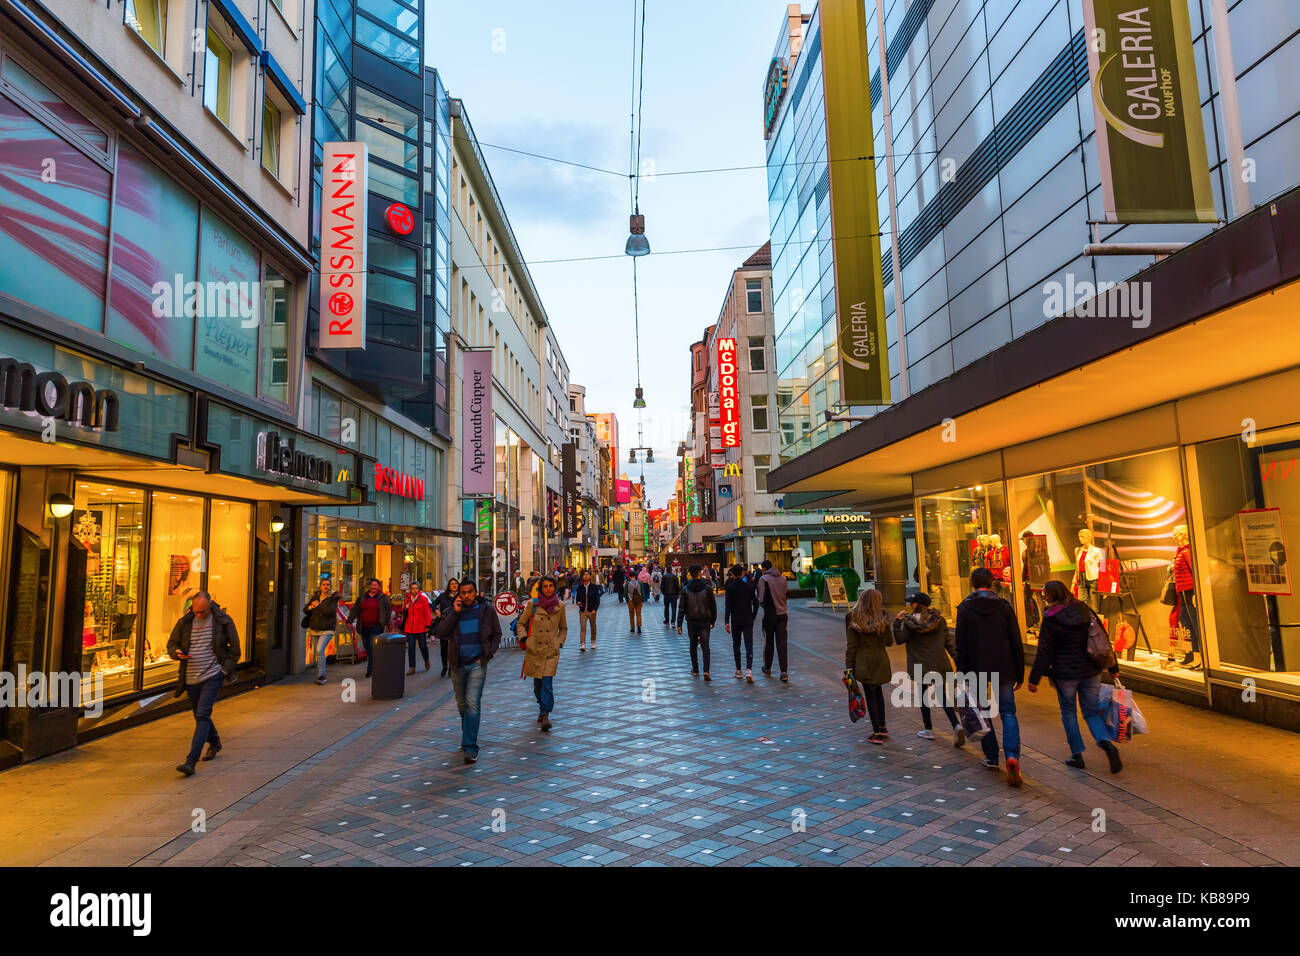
[660,566,682,625]
[955,567,1026,786]
[755,560,790,682]
[676,565,718,680]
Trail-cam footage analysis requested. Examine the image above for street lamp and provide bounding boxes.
[633,386,646,409]
[625,211,650,257]
[49,493,73,519]
[270,514,286,534]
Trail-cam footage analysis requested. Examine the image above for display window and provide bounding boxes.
[918,483,1008,621]
[764,535,798,574]
[75,484,146,700]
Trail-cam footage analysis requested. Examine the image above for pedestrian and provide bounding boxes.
[612,564,626,603]
[514,571,525,597]
[756,559,790,681]
[302,577,342,685]
[676,564,717,680]
[518,574,567,731]
[724,564,758,682]
[625,572,644,633]
[402,580,434,675]
[168,591,240,776]
[661,565,681,625]
[347,578,393,679]
[573,569,603,651]
[1028,580,1123,773]
[433,578,502,764]
[846,588,893,744]
[431,578,460,676]
[638,565,652,603]
[651,566,662,602]
[955,567,1026,787]
[892,592,963,746]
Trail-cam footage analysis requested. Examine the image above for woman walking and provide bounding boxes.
[302,577,342,686]
[892,593,963,746]
[724,564,758,682]
[845,588,894,745]
[346,578,392,679]
[1027,579,1123,773]
[431,578,460,676]
[518,574,567,731]
[402,580,434,675]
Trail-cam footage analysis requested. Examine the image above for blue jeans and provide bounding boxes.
[1054,674,1113,755]
[533,675,554,714]
[663,595,678,623]
[358,624,382,676]
[184,673,223,765]
[406,631,429,668]
[311,629,333,678]
[451,659,487,756]
[981,679,1021,764]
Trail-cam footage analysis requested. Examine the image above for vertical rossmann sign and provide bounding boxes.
[562,442,578,538]
[716,337,740,450]
[461,351,493,495]
[1082,1,1215,223]
[820,0,890,405]
[319,143,368,349]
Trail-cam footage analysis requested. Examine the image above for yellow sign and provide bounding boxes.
[735,505,743,530]
[824,574,850,608]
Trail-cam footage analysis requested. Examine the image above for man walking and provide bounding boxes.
[612,563,626,603]
[434,579,502,764]
[573,569,603,651]
[625,572,644,633]
[168,592,240,776]
[724,564,758,682]
[661,565,681,625]
[676,565,717,680]
[955,567,1026,787]
[756,560,790,681]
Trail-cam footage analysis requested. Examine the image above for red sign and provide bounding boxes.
[373,462,424,500]
[385,202,415,235]
[494,591,518,616]
[319,142,367,349]
[716,337,739,449]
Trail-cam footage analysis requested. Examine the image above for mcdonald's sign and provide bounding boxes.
[723,462,743,477]
[716,337,740,449]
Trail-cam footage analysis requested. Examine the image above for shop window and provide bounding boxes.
[261,96,281,177]
[125,0,168,58]
[142,493,203,689]
[764,535,798,574]
[207,500,252,662]
[202,28,233,126]
[919,482,1008,621]
[260,267,291,404]
[74,484,144,701]
[196,209,260,396]
[749,336,766,372]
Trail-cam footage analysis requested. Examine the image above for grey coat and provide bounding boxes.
[892,608,955,678]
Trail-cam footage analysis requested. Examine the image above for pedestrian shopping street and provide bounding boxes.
[5,598,1299,868]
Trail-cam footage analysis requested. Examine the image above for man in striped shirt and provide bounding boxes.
[167,591,241,777]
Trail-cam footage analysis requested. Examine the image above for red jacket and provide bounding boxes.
[1173,544,1195,593]
[403,593,433,634]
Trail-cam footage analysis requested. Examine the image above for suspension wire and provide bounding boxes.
[632,254,643,390]
[633,0,647,210]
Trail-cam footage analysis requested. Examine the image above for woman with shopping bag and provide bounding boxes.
[845,589,893,745]
[517,575,567,732]
[1027,580,1124,773]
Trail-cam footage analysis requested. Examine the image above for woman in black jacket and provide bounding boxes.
[1028,580,1122,773]
[430,579,459,677]
[724,565,758,682]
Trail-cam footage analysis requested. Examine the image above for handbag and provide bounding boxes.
[1086,611,1117,669]
[1159,569,1178,606]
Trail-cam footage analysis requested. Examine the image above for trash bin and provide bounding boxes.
[370,634,407,700]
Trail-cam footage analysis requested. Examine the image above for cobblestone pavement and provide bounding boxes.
[131,598,1298,868]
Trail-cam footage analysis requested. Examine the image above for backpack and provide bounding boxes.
[682,586,710,621]
[1086,611,1116,669]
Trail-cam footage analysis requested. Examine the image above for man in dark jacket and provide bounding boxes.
[167,592,240,776]
[434,579,502,763]
[724,565,758,681]
[955,567,1025,785]
[660,567,682,624]
[676,565,718,679]
[755,561,790,681]
[611,564,626,603]
[573,570,603,651]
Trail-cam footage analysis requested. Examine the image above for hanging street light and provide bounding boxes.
[625,211,650,257]
[633,385,646,409]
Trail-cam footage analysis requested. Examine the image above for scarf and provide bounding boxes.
[536,593,561,613]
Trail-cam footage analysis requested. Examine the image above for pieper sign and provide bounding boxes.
[385,202,414,235]
[716,337,740,449]
[319,142,368,350]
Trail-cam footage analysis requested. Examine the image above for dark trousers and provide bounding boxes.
[533,676,554,714]
[920,702,960,730]
[616,584,625,602]
[358,624,382,676]
[406,631,429,667]
[1178,589,1201,653]
[731,618,754,669]
[862,682,887,734]
[762,612,789,673]
[687,621,711,673]
[663,594,678,623]
[439,633,449,670]
[184,673,223,765]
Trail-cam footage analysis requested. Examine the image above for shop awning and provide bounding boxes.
[769,186,1300,508]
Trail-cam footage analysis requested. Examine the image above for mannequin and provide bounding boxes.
[1171,524,1201,669]
[1071,528,1104,611]
[972,533,990,573]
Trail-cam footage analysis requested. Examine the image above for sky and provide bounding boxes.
[428,0,794,509]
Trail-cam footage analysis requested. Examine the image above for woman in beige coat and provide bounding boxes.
[518,575,567,731]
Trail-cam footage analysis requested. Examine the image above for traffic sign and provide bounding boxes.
[494,591,518,616]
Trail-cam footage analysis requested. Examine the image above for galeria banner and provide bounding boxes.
[1082,1,1216,223]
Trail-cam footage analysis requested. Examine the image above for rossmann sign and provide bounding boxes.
[319,143,368,349]
[716,337,740,449]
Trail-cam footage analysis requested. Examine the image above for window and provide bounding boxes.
[142,492,204,689]
[746,279,763,313]
[203,28,233,126]
[753,455,771,493]
[751,394,769,431]
[749,336,766,372]
[125,0,167,58]
[261,267,291,404]
[261,97,281,177]
[196,209,259,396]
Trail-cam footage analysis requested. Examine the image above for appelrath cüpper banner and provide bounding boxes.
[461,350,493,496]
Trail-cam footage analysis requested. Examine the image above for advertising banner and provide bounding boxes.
[1238,508,1292,596]
[562,442,578,538]
[1082,1,1215,222]
[820,0,890,405]
[616,478,633,503]
[461,350,493,496]
[319,142,368,348]
[716,337,740,448]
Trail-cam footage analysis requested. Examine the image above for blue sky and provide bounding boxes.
[429,0,794,507]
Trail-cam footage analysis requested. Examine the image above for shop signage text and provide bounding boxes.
[319,142,368,349]
[0,358,120,431]
[824,513,870,524]
[763,56,787,139]
[462,351,493,495]
[256,431,333,485]
[716,337,740,449]
[373,462,424,500]
[562,442,578,538]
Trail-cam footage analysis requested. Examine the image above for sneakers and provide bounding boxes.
[734,669,743,679]
[464,752,478,764]
[953,727,967,749]
[201,743,222,761]
[176,762,196,776]
[981,757,1000,771]
[315,676,328,685]
[867,732,886,745]
[745,669,754,683]
[917,729,936,740]
[1006,757,1023,787]
[1066,753,1086,769]
[580,645,587,653]
[1099,739,1124,774]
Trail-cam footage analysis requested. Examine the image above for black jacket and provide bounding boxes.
[724,578,757,625]
[573,582,603,612]
[660,572,681,598]
[676,578,717,626]
[302,591,341,631]
[954,591,1024,685]
[166,603,241,698]
[1029,602,1111,686]
[433,596,502,669]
